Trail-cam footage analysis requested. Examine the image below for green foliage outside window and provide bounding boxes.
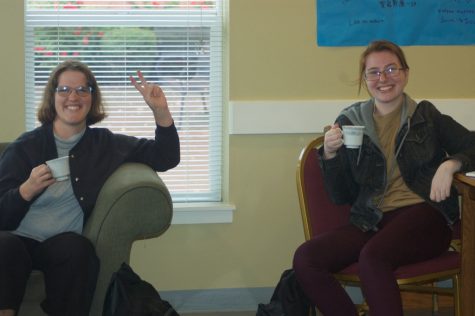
[34,27,157,83]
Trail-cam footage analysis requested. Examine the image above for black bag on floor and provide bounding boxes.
[256,269,316,316]
[103,262,180,316]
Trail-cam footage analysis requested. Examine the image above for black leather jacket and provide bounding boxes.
[320,95,475,232]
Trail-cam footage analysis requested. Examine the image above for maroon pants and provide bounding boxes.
[0,231,99,316]
[293,203,453,316]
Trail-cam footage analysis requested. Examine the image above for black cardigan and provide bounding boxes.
[0,123,179,230]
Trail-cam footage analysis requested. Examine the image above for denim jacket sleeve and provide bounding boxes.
[401,101,475,177]
[427,102,475,172]
[318,146,359,205]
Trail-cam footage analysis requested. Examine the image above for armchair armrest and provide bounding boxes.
[0,142,8,154]
[83,162,173,316]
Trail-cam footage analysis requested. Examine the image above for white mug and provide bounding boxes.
[46,156,70,181]
[342,125,365,149]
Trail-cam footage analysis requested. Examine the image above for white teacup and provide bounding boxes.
[342,125,365,149]
[46,156,70,181]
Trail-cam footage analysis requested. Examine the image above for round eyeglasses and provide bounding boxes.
[364,66,404,81]
[55,86,92,97]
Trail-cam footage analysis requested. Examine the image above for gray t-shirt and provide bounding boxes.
[12,130,85,241]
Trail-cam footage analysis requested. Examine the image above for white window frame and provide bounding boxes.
[24,1,232,223]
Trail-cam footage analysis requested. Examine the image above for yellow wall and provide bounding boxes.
[0,1,24,141]
[229,1,475,100]
[2,0,475,292]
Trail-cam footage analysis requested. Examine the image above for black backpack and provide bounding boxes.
[103,262,180,316]
[256,269,316,316]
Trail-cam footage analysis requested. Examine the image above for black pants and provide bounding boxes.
[0,231,100,316]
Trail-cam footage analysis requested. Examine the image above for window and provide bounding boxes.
[25,0,223,203]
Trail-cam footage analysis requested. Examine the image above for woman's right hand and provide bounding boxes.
[19,164,56,201]
[323,123,343,159]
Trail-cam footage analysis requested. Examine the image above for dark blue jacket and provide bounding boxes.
[0,123,180,230]
[320,95,475,232]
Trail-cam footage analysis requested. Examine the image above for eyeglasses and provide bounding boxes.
[364,66,404,81]
[55,86,92,97]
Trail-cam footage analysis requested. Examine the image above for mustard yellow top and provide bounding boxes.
[373,105,424,212]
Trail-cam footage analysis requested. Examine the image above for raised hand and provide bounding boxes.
[130,71,174,127]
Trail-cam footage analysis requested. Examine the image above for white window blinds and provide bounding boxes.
[24,0,223,202]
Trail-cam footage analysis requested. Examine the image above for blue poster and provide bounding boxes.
[317,0,475,46]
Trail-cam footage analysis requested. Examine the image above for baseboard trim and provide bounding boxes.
[160,287,364,313]
[160,287,274,313]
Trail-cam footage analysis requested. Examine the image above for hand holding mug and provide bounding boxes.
[323,124,343,159]
[19,164,56,201]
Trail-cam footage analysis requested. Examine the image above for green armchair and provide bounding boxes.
[0,142,174,316]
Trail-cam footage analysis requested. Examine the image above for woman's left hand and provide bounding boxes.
[430,159,462,202]
[130,70,174,127]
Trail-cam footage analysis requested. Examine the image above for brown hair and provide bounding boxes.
[37,60,106,125]
[358,40,410,94]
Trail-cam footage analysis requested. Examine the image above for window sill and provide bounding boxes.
[172,202,236,224]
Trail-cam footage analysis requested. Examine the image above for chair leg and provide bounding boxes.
[314,307,322,316]
[454,275,461,316]
[432,293,439,315]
